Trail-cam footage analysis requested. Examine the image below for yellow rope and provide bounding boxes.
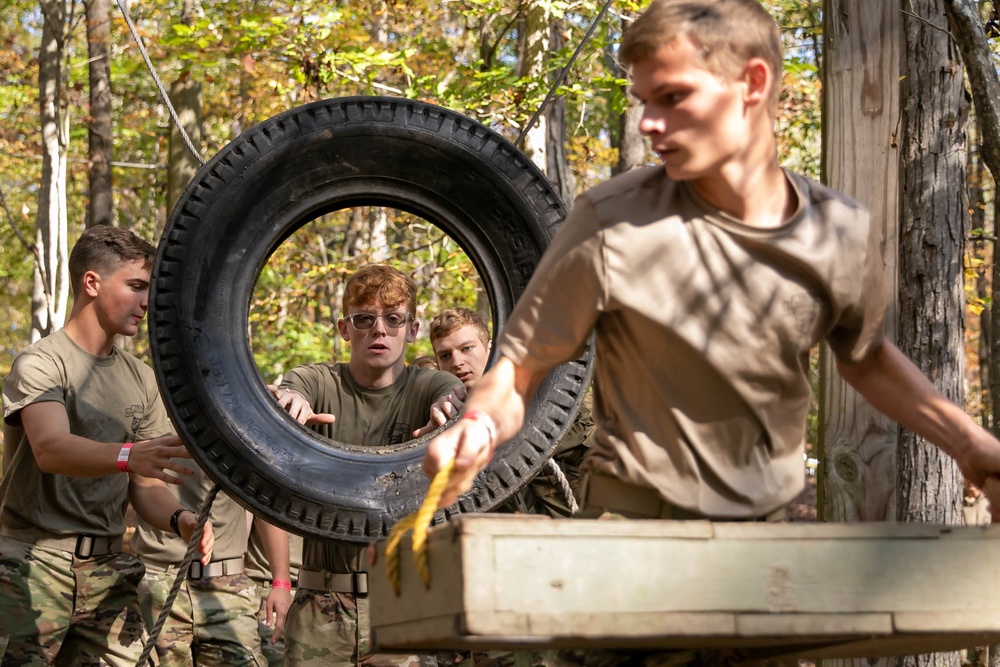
[384,459,455,595]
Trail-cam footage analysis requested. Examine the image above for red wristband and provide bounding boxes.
[272,579,292,590]
[117,443,134,472]
[462,410,497,445]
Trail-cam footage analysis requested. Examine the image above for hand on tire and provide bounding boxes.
[412,387,466,438]
[268,385,336,427]
[127,435,195,484]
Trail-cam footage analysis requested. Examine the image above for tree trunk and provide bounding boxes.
[993,198,1000,443]
[820,0,900,526]
[33,0,72,342]
[519,0,548,172]
[897,1,966,661]
[86,0,113,228]
[607,19,645,176]
[545,19,575,207]
[165,76,202,225]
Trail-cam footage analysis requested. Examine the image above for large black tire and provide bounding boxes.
[150,96,593,543]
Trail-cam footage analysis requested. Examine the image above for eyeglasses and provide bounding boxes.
[344,312,411,330]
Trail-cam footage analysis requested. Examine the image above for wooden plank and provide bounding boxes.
[370,516,1000,655]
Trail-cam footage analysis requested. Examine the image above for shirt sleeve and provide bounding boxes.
[2,349,65,425]
[825,212,887,364]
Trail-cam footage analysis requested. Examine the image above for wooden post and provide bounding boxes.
[819,0,900,524]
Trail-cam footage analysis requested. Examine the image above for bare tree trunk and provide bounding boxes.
[519,0,548,172]
[896,3,966,664]
[165,0,202,226]
[606,19,645,176]
[86,0,113,228]
[944,0,1000,181]
[34,0,72,342]
[993,199,1000,443]
[545,19,575,208]
[165,76,202,224]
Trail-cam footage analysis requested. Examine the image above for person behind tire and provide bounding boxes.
[131,467,291,666]
[245,512,304,666]
[429,307,595,517]
[422,1,1000,664]
[270,264,463,667]
[0,225,215,666]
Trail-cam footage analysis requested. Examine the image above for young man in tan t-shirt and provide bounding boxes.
[422,0,1000,528]
[271,264,463,667]
[0,225,214,665]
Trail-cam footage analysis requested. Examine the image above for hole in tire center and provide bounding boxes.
[250,205,494,455]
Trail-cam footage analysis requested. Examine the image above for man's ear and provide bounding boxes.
[487,339,493,354]
[81,270,101,298]
[337,319,350,341]
[743,57,772,107]
[407,319,419,342]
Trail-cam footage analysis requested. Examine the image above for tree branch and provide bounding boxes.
[0,180,42,260]
[944,0,1000,183]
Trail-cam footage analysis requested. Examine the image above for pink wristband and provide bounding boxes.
[272,579,292,590]
[462,410,497,445]
[117,443,134,472]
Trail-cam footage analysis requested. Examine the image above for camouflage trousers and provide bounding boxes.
[138,569,265,667]
[253,580,289,667]
[284,589,438,667]
[0,535,145,666]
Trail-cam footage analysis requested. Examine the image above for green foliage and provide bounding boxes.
[0,0,828,396]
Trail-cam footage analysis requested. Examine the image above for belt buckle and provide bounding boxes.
[75,534,95,559]
[189,561,205,580]
[353,571,369,598]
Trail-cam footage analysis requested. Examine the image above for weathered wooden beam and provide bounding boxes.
[370,516,1000,659]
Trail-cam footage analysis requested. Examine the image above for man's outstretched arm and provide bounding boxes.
[422,356,548,508]
[837,340,1000,518]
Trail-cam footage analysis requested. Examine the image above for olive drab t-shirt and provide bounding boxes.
[498,167,886,518]
[0,329,175,537]
[281,362,462,573]
[245,522,303,584]
[131,465,251,564]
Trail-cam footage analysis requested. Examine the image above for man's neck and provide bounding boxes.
[690,144,792,229]
[346,358,406,389]
[62,314,116,357]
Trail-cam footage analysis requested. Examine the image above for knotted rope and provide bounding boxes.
[384,460,454,595]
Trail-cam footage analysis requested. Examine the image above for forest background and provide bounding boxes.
[0,0,827,372]
[2,0,1000,526]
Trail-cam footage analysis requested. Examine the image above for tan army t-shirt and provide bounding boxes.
[281,363,462,572]
[498,167,886,518]
[1,329,174,536]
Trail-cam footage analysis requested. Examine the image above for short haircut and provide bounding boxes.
[620,0,783,108]
[411,354,439,370]
[68,225,156,298]
[342,264,417,318]
[429,307,490,347]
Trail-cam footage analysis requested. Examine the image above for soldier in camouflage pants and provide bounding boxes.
[245,515,304,667]
[138,567,264,665]
[132,466,291,666]
[272,264,464,667]
[0,226,212,665]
